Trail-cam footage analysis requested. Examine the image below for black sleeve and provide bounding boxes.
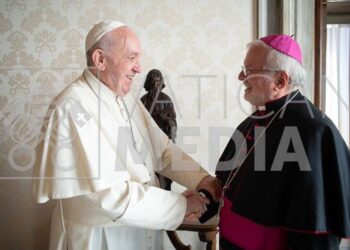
[286,230,340,250]
[198,189,220,223]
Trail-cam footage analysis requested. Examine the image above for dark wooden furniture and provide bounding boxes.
[166,219,219,250]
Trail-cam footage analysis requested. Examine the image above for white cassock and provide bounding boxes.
[33,69,209,250]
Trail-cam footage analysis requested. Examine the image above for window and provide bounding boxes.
[325,24,350,146]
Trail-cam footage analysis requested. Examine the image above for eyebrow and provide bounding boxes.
[127,52,139,57]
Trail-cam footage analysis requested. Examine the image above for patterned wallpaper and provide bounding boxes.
[0,0,254,249]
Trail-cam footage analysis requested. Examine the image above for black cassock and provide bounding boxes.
[216,91,350,248]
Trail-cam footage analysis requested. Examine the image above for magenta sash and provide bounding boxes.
[220,197,287,250]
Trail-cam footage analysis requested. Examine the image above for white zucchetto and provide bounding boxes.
[85,20,125,52]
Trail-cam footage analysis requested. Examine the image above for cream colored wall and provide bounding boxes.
[0,0,255,249]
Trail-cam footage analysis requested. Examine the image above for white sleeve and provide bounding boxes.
[84,180,187,230]
[158,141,210,190]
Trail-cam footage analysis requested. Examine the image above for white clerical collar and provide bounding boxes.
[83,69,118,101]
[257,105,266,111]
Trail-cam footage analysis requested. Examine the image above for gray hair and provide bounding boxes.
[247,40,306,86]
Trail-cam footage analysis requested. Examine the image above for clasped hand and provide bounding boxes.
[182,176,222,223]
[182,190,209,223]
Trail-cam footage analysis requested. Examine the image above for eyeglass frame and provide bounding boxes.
[241,65,281,77]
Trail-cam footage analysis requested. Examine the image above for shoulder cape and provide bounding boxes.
[216,92,350,237]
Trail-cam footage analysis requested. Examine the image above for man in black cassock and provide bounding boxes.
[215,34,350,249]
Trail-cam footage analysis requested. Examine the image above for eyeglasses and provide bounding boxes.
[241,66,280,77]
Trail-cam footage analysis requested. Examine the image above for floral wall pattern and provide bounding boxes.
[0,0,255,249]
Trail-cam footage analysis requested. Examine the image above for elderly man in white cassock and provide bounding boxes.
[33,21,221,250]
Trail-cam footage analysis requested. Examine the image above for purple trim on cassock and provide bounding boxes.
[220,197,287,250]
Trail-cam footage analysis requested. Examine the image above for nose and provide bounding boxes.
[133,61,141,73]
[238,70,245,81]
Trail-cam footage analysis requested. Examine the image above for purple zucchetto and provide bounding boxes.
[260,34,303,64]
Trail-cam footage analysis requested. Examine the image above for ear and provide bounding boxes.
[91,49,106,71]
[275,71,289,90]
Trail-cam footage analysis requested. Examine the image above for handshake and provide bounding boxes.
[182,175,222,224]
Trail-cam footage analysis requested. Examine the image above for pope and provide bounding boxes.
[33,20,221,250]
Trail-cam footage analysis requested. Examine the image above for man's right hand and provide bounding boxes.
[182,190,209,223]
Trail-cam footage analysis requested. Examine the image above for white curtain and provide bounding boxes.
[326,24,350,146]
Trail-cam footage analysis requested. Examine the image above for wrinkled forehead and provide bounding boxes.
[244,45,268,68]
[125,30,142,55]
[108,27,141,52]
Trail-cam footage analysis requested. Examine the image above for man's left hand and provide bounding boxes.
[196,175,222,202]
